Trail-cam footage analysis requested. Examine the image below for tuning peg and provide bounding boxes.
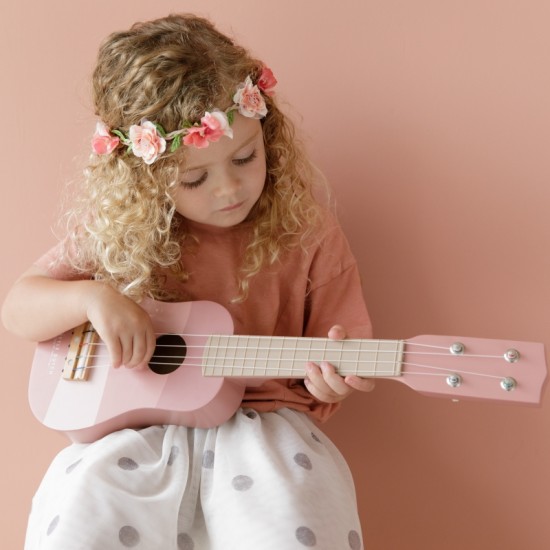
[504,349,520,363]
[450,342,465,355]
[446,373,462,388]
[500,377,517,392]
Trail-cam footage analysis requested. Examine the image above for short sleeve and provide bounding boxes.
[33,241,87,280]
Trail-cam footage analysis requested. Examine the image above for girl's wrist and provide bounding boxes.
[81,280,117,320]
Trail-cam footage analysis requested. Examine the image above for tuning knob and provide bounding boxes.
[504,349,520,363]
[450,342,465,355]
[500,377,517,392]
[446,373,462,388]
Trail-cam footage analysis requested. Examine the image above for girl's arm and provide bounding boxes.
[2,266,157,369]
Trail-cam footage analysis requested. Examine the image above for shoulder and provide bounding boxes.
[309,208,355,259]
[303,208,360,286]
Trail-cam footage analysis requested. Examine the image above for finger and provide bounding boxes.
[319,362,352,396]
[119,333,136,368]
[305,361,326,389]
[305,362,352,403]
[145,326,157,365]
[101,334,122,369]
[345,375,376,392]
[328,324,346,341]
[304,362,331,401]
[126,330,150,369]
[130,326,157,369]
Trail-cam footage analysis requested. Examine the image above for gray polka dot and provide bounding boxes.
[294,452,312,470]
[245,410,258,419]
[168,446,179,466]
[296,526,316,546]
[66,458,82,474]
[202,450,215,469]
[118,457,139,470]
[46,515,60,536]
[177,532,195,550]
[311,432,322,443]
[348,529,362,549]
[232,474,254,491]
[119,525,140,547]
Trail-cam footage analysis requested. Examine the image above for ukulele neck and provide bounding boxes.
[202,334,405,378]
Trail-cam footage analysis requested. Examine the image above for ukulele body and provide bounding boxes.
[29,300,247,443]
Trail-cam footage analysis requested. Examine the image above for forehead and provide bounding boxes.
[181,115,263,170]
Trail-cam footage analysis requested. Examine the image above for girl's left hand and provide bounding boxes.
[304,325,376,403]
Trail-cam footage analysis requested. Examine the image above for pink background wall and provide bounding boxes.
[2,1,549,548]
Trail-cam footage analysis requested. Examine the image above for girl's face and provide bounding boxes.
[174,115,267,228]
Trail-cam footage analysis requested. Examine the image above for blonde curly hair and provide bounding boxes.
[64,13,324,301]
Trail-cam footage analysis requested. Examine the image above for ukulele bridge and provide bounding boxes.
[62,322,97,381]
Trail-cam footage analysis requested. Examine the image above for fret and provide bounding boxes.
[242,336,256,376]
[251,336,260,375]
[281,338,297,376]
[230,335,237,375]
[374,339,380,377]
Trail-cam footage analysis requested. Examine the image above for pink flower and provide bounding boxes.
[129,120,167,164]
[233,76,268,119]
[183,110,233,149]
[91,122,120,155]
[257,66,277,96]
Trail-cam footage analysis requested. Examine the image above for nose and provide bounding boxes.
[213,169,241,198]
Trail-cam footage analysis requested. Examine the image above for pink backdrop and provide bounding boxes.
[2,1,549,548]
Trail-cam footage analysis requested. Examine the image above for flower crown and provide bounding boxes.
[91,66,277,165]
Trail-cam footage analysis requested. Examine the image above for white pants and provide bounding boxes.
[25,408,363,549]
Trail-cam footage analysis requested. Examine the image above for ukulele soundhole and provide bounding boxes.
[148,334,187,375]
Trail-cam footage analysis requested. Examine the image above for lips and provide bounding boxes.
[220,200,245,212]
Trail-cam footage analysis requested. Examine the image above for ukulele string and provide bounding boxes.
[66,340,509,380]
[67,360,507,381]
[79,338,505,360]
[75,334,503,367]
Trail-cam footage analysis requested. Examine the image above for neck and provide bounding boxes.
[202,334,404,378]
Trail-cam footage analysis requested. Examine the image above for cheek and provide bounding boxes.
[253,152,267,189]
[174,189,199,216]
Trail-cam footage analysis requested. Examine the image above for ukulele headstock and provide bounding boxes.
[399,335,547,404]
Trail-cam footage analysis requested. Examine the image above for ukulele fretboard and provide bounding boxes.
[202,335,404,378]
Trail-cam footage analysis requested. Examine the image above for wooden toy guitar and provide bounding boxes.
[29,300,548,443]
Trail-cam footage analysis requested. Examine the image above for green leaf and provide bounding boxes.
[154,123,167,137]
[112,129,127,141]
[227,109,235,126]
[170,134,182,153]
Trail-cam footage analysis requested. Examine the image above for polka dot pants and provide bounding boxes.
[25,408,364,549]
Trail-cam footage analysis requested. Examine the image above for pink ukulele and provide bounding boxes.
[29,300,548,443]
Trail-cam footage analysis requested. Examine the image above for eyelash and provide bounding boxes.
[181,150,257,189]
[233,150,257,166]
[182,173,207,190]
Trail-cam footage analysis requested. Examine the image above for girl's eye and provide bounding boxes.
[181,172,207,189]
[233,150,257,166]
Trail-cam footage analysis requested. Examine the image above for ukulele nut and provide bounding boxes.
[500,377,517,392]
[504,349,520,363]
[450,342,465,355]
[446,374,462,388]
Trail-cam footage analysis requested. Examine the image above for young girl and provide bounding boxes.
[3,13,374,550]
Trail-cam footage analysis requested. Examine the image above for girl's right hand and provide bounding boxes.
[85,285,157,370]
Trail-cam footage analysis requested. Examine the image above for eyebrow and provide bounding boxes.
[183,130,261,172]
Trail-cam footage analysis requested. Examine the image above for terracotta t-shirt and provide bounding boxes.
[35,211,372,423]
